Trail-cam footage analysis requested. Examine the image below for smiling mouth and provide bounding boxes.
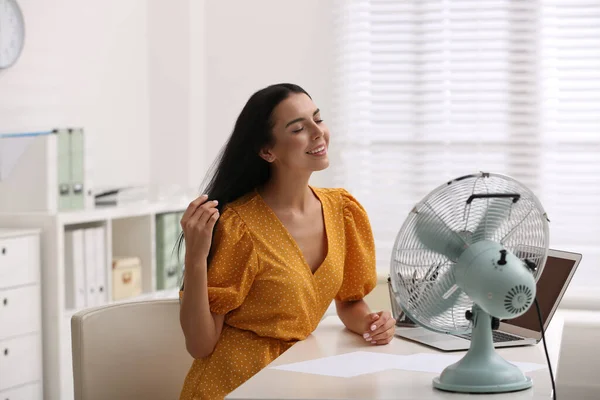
[306,145,327,155]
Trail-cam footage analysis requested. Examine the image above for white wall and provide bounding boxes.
[147,0,337,196]
[148,0,190,191]
[146,0,208,195]
[0,0,334,202]
[188,1,208,191]
[0,0,150,190]
[203,0,335,188]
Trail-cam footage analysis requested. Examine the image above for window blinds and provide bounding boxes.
[331,0,600,291]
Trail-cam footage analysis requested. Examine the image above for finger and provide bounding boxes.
[181,194,209,223]
[198,206,219,227]
[369,319,396,341]
[372,334,394,345]
[365,317,394,341]
[188,200,218,226]
[364,313,380,333]
[206,209,220,230]
[366,312,391,336]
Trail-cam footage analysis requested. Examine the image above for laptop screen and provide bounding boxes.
[503,254,577,332]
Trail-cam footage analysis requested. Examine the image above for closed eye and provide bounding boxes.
[291,117,323,133]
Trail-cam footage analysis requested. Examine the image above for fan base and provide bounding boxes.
[432,305,533,393]
[433,376,532,394]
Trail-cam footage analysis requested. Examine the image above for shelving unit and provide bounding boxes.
[0,201,187,400]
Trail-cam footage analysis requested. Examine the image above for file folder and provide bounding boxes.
[94,226,108,305]
[83,228,97,307]
[70,128,85,210]
[57,130,71,211]
[64,229,86,309]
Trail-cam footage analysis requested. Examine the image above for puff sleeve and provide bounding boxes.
[335,189,377,302]
[205,207,259,315]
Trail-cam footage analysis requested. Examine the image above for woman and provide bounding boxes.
[178,83,396,400]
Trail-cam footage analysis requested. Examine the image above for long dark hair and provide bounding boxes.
[177,83,311,288]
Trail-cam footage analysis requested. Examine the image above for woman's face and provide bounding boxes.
[261,93,330,173]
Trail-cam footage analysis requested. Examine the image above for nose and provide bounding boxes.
[311,123,324,140]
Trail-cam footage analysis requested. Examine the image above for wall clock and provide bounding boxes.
[0,0,25,69]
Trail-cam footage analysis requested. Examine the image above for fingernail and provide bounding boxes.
[371,340,377,344]
[201,194,208,197]
[371,325,377,331]
[213,200,219,205]
[363,333,370,339]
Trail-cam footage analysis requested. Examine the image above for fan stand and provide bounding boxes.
[433,305,533,393]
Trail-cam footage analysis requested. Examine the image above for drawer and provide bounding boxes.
[0,285,41,341]
[0,382,42,400]
[0,334,42,392]
[0,235,40,289]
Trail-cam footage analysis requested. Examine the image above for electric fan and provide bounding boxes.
[389,172,550,393]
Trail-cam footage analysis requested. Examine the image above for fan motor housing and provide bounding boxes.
[454,240,536,319]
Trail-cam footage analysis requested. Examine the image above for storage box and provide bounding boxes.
[0,128,93,213]
[111,257,142,301]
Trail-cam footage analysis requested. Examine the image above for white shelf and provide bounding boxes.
[0,200,189,225]
[59,200,189,225]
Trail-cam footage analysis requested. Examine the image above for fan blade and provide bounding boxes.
[404,271,462,321]
[471,198,513,242]
[414,207,467,261]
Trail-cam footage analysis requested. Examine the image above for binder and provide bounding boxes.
[57,130,71,211]
[64,229,86,309]
[83,228,97,307]
[70,128,85,210]
[156,212,183,290]
[56,128,86,211]
[94,226,108,305]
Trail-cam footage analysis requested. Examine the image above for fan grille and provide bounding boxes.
[390,172,549,334]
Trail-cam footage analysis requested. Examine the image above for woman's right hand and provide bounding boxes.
[180,194,220,267]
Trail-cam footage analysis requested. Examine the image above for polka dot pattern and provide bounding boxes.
[179,187,377,400]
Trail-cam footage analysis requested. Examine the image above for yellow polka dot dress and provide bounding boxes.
[179,187,377,400]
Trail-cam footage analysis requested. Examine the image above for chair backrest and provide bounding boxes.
[71,299,193,400]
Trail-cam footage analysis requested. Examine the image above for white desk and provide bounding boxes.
[227,314,565,400]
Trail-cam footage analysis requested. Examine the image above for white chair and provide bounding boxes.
[71,299,193,400]
[556,309,600,399]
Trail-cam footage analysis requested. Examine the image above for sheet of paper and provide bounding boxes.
[270,351,546,378]
[270,351,402,378]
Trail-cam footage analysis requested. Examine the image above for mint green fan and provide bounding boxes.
[389,172,549,393]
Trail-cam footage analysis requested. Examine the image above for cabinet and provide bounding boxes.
[0,229,43,400]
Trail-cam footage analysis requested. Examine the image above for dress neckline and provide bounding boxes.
[254,186,330,277]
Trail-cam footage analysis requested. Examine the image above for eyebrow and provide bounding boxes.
[285,109,320,128]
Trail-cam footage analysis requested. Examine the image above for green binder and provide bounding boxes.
[56,128,85,211]
[156,212,184,290]
[57,130,71,211]
[70,128,85,210]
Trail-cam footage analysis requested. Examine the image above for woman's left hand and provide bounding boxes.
[362,310,396,345]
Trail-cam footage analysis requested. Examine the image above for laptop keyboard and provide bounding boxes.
[455,331,524,343]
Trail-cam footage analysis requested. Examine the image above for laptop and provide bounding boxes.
[393,248,582,352]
